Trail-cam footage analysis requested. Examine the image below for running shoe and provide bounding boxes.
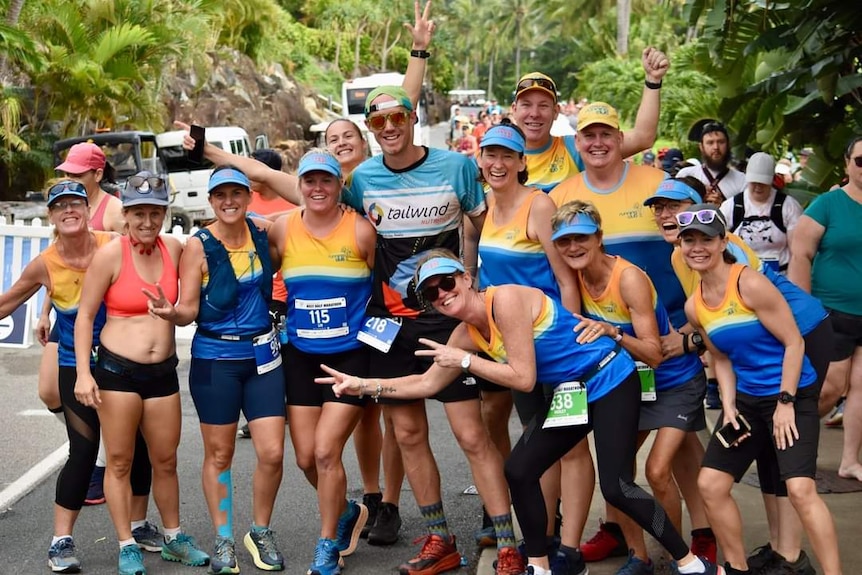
[161,532,209,566]
[757,549,815,575]
[746,542,778,572]
[674,558,725,574]
[493,546,526,575]
[208,537,239,575]
[705,381,721,410]
[361,492,382,538]
[48,537,81,574]
[825,399,845,428]
[132,521,164,553]
[398,534,461,575]
[84,465,106,506]
[335,500,368,557]
[580,520,627,562]
[243,528,284,571]
[550,547,587,575]
[690,531,718,564]
[474,525,497,548]
[118,544,146,575]
[308,537,341,575]
[368,502,401,546]
[237,423,252,438]
[616,550,654,575]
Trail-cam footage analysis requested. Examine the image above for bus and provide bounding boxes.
[341,72,431,156]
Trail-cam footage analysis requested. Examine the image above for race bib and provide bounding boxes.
[253,329,282,375]
[637,361,656,401]
[543,382,588,428]
[357,316,402,353]
[295,297,349,339]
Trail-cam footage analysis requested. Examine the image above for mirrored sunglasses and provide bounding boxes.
[366,110,411,132]
[127,175,165,190]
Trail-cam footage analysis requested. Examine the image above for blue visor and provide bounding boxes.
[551,213,599,240]
[416,257,466,290]
[208,167,250,194]
[298,151,342,179]
[480,125,526,153]
[643,179,702,206]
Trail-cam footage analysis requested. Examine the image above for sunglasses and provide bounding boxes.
[420,274,457,302]
[516,76,557,97]
[366,110,411,132]
[127,175,165,189]
[50,199,87,212]
[676,209,720,227]
[852,156,862,168]
[49,181,86,197]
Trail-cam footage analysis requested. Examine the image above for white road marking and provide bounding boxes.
[0,442,68,511]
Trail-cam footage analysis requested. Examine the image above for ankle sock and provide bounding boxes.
[677,556,705,573]
[119,538,136,549]
[419,501,450,538]
[131,519,146,531]
[163,526,181,543]
[52,535,72,546]
[490,513,516,549]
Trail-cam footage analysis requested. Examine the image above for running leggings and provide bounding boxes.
[55,367,151,510]
[505,371,690,560]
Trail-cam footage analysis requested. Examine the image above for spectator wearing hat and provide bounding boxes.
[677,122,746,203]
[719,152,802,276]
[642,150,656,167]
[55,142,125,234]
[794,148,814,182]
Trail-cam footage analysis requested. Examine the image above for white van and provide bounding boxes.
[157,127,263,230]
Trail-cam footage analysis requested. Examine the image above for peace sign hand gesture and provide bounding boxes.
[406,1,435,50]
[143,283,176,321]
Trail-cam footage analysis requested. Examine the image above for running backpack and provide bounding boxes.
[195,218,272,325]
[729,191,787,234]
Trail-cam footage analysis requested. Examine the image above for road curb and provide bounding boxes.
[0,441,68,512]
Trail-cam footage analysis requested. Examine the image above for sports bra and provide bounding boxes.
[104,236,178,317]
[88,194,111,231]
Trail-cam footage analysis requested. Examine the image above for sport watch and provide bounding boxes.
[690,332,707,354]
[461,353,472,374]
[778,391,796,405]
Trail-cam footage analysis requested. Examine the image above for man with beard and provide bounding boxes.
[676,122,746,204]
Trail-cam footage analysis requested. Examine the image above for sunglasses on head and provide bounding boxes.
[516,76,557,97]
[48,181,86,197]
[366,110,411,132]
[420,274,457,302]
[852,156,862,168]
[127,175,165,190]
[676,209,720,227]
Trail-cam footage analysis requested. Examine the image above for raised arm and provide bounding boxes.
[529,193,580,313]
[620,47,669,158]
[402,1,434,107]
[173,121,301,205]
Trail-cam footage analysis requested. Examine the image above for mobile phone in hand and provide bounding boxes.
[189,124,205,164]
[716,413,752,448]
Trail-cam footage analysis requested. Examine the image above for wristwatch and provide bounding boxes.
[461,353,472,374]
[690,331,707,354]
[778,391,796,405]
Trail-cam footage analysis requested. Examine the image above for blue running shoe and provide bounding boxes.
[335,500,368,557]
[118,544,146,575]
[616,550,653,575]
[132,521,164,553]
[243,528,284,571]
[208,537,239,574]
[161,532,209,566]
[309,538,341,575]
[48,537,81,574]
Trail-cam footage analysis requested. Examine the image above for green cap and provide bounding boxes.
[364,86,413,115]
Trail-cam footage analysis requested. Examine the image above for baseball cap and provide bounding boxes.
[480,125,526,153]
[364,86,413,115]
[643,151,656,162]
[297,150,343,179]
[676,203,727,238]
[252,149,283,171]
[551,212,600,240]
[800,147,813,157]
[746,152,775,185]
[577,102,620,132]
[643,179,703,206]
[47,180,89,207]
[661,148,684,171]
[55,142,107,174]
[121,171,170,207]
[416,257,466,291]
[699,121,729,142]
[514,72,557,103]
[208,166,251,194]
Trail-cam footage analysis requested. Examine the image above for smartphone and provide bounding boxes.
[189,124,206,164]
[715,413,752,448]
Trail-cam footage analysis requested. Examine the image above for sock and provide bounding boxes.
[691,527,715,538]
[251,523,269,533]
[131,519,146,531]
[419,501,450,538]
[163,526,181,543]
[119,538,136,549]
[526,565,550,575]
[52,535,72,545]
[490,513,516,549]
[677,556,706,573]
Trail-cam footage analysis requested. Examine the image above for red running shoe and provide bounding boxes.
[494,546,526,575]
[580,520,627,562]
[398,534,461,575]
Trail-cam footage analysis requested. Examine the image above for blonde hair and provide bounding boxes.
[550,200,604,232]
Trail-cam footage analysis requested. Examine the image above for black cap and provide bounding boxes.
[252,149,283,171]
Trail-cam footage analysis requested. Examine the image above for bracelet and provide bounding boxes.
[645,79,662,90]
[682,333,691,354]
[371,379,384,403]
[410,49,431,59]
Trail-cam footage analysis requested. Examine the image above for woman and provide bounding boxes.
[678,204,842,575]
[474,120,577,551]
[268,150,376,573]
[147,166,285,574]
[0,181,114,573]
[552,200,708,573]
[789,135,862,480]
[317,250,724,575]
[75,172,208,575]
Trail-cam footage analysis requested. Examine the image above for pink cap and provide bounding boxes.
[56,143,106,174]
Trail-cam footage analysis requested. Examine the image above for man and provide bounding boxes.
[345,86,522,575]
[676,122,746,203]
[550,103,719,573]
[511,47,669,194]
[642,150,656,167]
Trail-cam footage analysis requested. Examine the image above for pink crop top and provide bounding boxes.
[104,236,179,317]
